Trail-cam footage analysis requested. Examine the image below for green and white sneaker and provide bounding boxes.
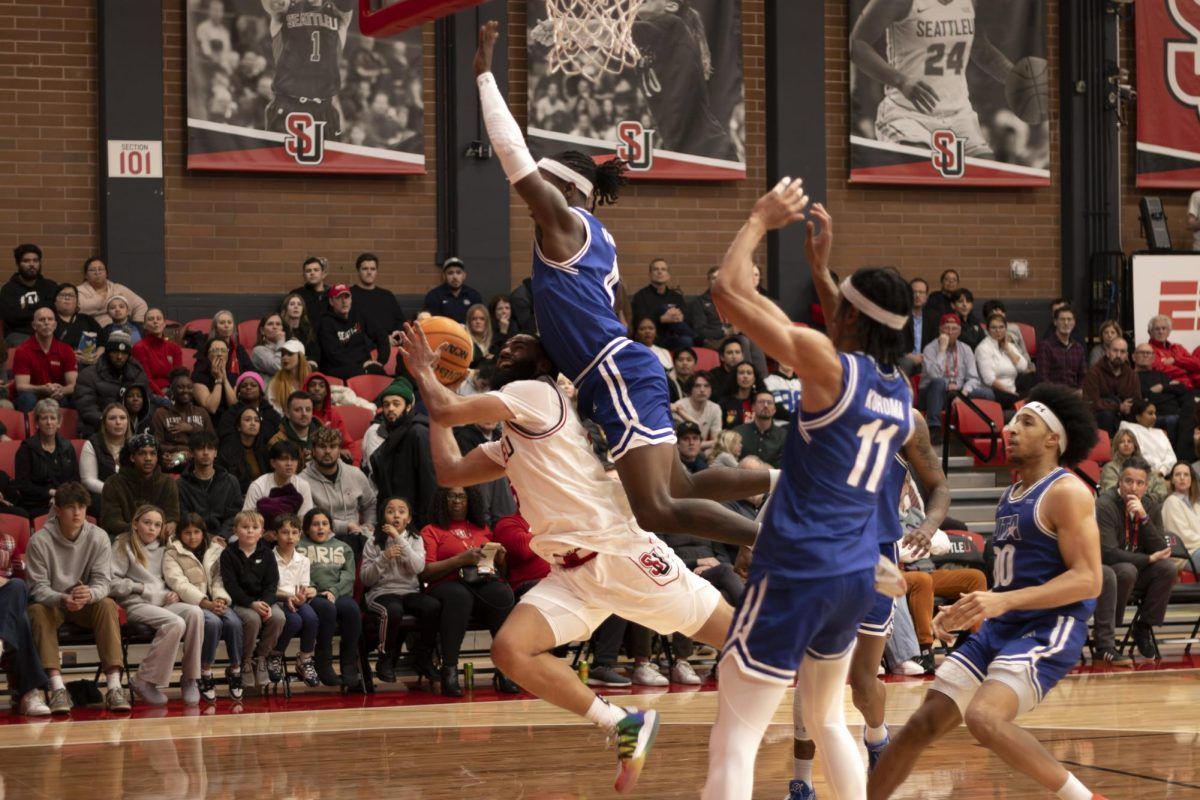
[613,708,660,794]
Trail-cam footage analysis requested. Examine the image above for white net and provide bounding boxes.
[533,0,644,82]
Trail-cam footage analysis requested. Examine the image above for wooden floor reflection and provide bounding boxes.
[1,670,1198,798]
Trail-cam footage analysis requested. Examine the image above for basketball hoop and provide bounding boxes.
[533,0,644,81]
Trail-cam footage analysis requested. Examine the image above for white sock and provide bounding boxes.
[798,653,864,800]
[701,655,789,800]
[793,758,814,783]
[584,696,626,732]
[1056,772,1092,800]
[106,671,122,691]
[201,668,214,677]
[48,674,65,692]
[865,722,889,745]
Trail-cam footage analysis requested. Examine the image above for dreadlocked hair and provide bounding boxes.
[1024,382,1098,467]
[835,267,912,367]
[549,150,628,210]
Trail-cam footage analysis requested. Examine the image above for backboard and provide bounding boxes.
[359,0,494,37]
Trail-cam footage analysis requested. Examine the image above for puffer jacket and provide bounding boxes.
[163,537,232,606]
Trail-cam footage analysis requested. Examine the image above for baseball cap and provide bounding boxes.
[940,313,960,327]
[675,421,702,438]
[442,256,466,271]
[106,330,133,353]
[280,339,306,355]
[327,283,351,299]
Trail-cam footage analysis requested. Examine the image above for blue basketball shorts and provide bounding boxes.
[859,542,900,638]
[575,338,676,461]
[722,567,876,684]
[933,613,1088,714]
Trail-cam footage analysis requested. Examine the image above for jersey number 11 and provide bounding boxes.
[847,420,900,493]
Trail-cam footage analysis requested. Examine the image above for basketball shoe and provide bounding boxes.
[613,708,660,793]
[864,727,891,771]
[785,779,816,799]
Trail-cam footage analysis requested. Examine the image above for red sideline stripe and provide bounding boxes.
[593,152,745,181]
[188,148,424,175]
[1136,166,1200,189]
[850,162,1049,187]
[1160,281,1199,294]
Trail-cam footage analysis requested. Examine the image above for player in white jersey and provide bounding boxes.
[399,325,774,795]
[851,0,1016,157]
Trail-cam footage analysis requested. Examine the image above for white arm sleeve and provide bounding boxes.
[477,71,538,185]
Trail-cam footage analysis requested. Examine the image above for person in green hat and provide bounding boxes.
[365,378,437,527]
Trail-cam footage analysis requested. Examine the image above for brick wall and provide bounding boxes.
[0,0,99,285]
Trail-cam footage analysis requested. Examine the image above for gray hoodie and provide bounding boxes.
[302,460,378,536]
[360,531,424,604]
[25,517,113,607]
[111,536,170,609]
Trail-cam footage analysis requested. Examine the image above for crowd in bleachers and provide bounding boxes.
[2,242,1200,715]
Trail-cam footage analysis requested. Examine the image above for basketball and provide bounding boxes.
[419,316,473,385]
[1005,56,1049,125]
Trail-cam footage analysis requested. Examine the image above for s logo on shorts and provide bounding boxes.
[634,547,678,586]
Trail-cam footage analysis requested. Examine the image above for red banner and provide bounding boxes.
[1136,0,1200,188]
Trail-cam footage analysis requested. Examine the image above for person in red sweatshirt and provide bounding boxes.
[132,308,184,399]
[490,512,549,598]
[303,372,350,451]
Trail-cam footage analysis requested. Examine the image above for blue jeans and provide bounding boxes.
[201,607,243,667]
[276,602,318,653]
[0,578,49,695]
[919,378,995,430]
[310,595,362,655]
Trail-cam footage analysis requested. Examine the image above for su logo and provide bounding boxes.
[1166,0,1200,120]
[284,112,326,166]
[930,129,965,178]
[616,121,655,171]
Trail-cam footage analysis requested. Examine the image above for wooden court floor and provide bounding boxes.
[0,668,1197,799]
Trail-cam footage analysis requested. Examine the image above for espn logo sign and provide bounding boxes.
[1159,280,1200,331]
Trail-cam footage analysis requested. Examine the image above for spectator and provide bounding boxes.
[764,362,801,421]
[268,390,322,467]
[52,283,102,368]
[243,439,314,520]
[123,384,153,436]
[100,296,142,346]
[217,372,282,443]
[1132,342,1190,452]
[1094,456,1176,660]
[1039,297,1085,346]
[422,257,483,323]
[1088,319,1122,367]
[297,508,363,687]
[101,433,181,538]
[80,403,129,507]
[111,504,206,706]
[1036,304,1087,388]
[1100,429,1169,500]
[12,306,78,412]
[633,317,673,372]
[13,399,79,518]
[668,346,698,402]
[75,330,152,437]
[367,379,436,527]
[419,486,517,697]
[279,291,321,365]
[451,421,516,527]
[732,391,786,467]
[249,313,287,377]
[671,373,722,449]
[270,514,320,688]
[900,545,987,671]
[303,372,350,449]
[178,431,243,540]
[489,511,550,598]
[509,277,535,335]
[317,284,390,380]
[900,277,930,374]
[350,252,404,338]
[488,294,520,356]
[980,299,1034,364]
[1083,336,1140,436]
[1119,399,1177,478]
[975,312,1032,408]
[709,336,744,399]
[220,510,286,692]
[920,269,959,333]
[2,244,58,345]
[1164,462,1200,568]
[302,426,376,539]
[289,257,331,325]
[267,339,311,413]
[950,288,983,348]
[152,370,216,467]
[920,313,993,442]
[362,496,440,685]
[718,361,761,430]
[710,429,743,469]
[0,545,52,716]
[689,265,731,349]
[465,303,493,366]
[162,514,243,701]
[192,338,239,423]
[25,481,131,713]
[675,421,708,472]
[76,257,148,326]
[1146,314,1200,389]
[132,308,184,398]
[218,405,270,495]
[631,258,695,350]
[207,310,251,377]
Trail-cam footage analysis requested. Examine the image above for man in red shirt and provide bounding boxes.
[1147,314,1200,390]
[12,307,77,412]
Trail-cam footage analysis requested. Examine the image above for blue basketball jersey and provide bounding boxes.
[877,454,909,545]
[991,468,1095,623]
[531,207,630,383]
[754,353,914,582]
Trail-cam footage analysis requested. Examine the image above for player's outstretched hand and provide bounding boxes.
[899,77,940,114]
[900,525,932,560]
[750,177,809,231]
[874,553,907,598]
[931,609,957,644]
[940,590,1009,631]
[474,20,499,77]
[398,321,444,376]
[804,202,833,271]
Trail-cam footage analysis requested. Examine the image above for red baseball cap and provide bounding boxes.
[940,313,960,326]
[328,283,351,299]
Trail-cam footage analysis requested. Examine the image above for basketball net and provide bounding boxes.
[533,0,644,81]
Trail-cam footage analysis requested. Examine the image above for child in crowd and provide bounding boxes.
[219,510,285,692]
[111,504,206,705]
[163,513,244,701]
[272,513,320,687]
[298,508,363,688]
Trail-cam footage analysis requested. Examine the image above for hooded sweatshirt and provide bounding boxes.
[75,355,153,432]
[361,530,425,603]
[298,534,355,598]
[100,466,182,537]
[24,516,112,606]
[132,333,185,397]
[303,372,349,445]
[178,462,245,539]
[219,539,279,607]
[368,412,436,528]
[315,308,390,381]
[301,459,377,536]
[111,536,169,609]
[0,273,58,336]
[163,537,231,606]
[151,401,215,457]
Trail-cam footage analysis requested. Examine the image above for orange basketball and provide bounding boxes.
[419,316,473,385]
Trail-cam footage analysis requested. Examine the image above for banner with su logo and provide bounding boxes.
[847,0,1050,186]
[186,2,424,175]
[525,0,746,181]
[1135,0,1200,188]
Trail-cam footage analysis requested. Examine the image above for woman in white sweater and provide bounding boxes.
[111,504,206,706]
[1118,400,1177,478]
[974,312,1030,408]
[1163,462,1200,567]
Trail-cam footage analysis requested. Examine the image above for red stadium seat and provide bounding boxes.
[0,407,27,440]
[950,397,1005,466]
[693,347,720,372]
[237,319,260,349]
[0,440,19,477]
[348,375,392,403]
[1088,430,1111,464]
[1073,459,1101,492]
[337,405,375,443]
[347,438,364,468]
[180,348,197,372]
[183,318,212,336]
[0,514,31,561]
[71,438,85,461]
[27,407,79,440]
[1013,322,1036,359]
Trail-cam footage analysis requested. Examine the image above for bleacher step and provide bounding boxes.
[949,486,1006,502]
[966,520,996,534]
[950,502,1000,522]
[947,472,999,489]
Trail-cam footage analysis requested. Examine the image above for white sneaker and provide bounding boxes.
[181,679,201,706]
[631,663,668,686]
[20,689,51,717]
[890,659,925,676]
[130,674,168,705]
[877,662,885,676]
[669,661,702,685]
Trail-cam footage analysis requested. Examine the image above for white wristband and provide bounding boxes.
[476,72,538,185]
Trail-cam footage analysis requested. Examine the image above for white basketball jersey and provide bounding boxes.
[883,0,975,115]
[479,378,649,558]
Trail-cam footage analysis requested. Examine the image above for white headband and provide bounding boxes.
[1010,401,1068,455]
[839,277,908,331]
[537,157,593,199]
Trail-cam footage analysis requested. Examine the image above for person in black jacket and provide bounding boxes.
[178,432,243,540]
[2,245,59,345]
[73,330,152,437]
[317,284,390,380]
[122,384,154,437]
[219,509,285,689]
[218,405,271,494]
[52,283,103,368]
[216,373,282,443]
[287,257,330,326]
[508,276,535,334]
[631,258,695,350]
[368,379,436,527]
[350,253,405,338]
[13,398,80,517]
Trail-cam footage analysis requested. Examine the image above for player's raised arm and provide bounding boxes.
[398,322,512,429]
[850,0,939,114]
[805,203,839,326]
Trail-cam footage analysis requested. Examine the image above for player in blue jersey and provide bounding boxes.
[700,180,917,800]
[868,382,1107,800]
[473,22,764,550]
